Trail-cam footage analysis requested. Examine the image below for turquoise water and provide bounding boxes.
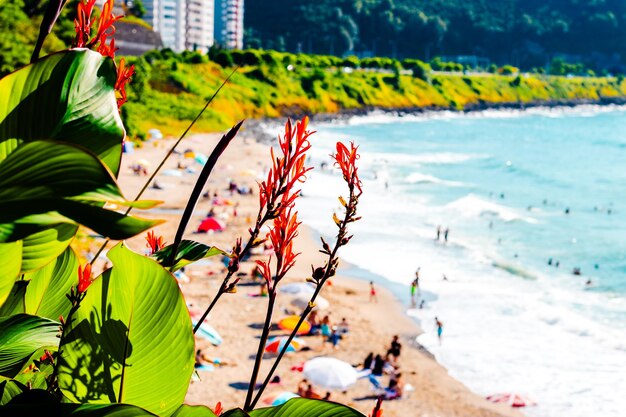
[296,106,626,417]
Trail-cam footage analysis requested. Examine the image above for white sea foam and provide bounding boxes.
[404,172,464,186]
[445,193,538,223]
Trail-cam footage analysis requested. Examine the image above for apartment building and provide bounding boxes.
[142,0,187,51]
[214,0,244,50]
[186,0,215,52]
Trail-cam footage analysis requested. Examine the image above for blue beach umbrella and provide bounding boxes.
[270,392,299,406]
[194,322,222,346]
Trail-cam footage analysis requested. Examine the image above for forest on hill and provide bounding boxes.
[244,0,626,71]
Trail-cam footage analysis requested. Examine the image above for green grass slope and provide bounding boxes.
[122,59,626,138]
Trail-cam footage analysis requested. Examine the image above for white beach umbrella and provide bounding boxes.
[291,295,329,311]
[303,357,358,390]
[280,283,316,295]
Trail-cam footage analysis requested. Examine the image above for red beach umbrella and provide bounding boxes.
[487,393,536,408]
[197,217,225,232]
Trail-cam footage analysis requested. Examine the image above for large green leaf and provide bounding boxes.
[23,246,78,321]
[0,281,28,317]
[0,314,59,379]
[0,241,22,306]
[0,379,27,405]
[171,404,218,417]
[0,400,157,416]
[0,49,124,174]
[248,399,366,417]
[58,243,195,417]
[20,223,78,273]
[152,240,226,272]
[0,141,162,243]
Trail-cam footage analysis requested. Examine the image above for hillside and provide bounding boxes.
[121,53,626,138]
[245,0,626,71]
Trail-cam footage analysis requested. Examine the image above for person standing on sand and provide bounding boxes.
[436,225,441,241]
[369,281,378,303]
[435,317,443,344]
[444,228,449,242]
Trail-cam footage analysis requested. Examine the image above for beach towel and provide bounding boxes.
[194,364,214,372]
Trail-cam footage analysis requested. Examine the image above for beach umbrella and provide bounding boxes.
[195,153,208,165]
[278,316,311,335]
[197,218,225,233]
[148,128,163,139]
[280,283,316,296]
[263,392,299,406]
[486,393,536,408]
[303,357,357,390]
[184,151,195,159]
[194,322,222,346]
[265,336,305,354]
[137,158,151,167]
[291,295,329,311]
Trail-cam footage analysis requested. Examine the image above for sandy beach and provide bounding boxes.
[98,128,523,417]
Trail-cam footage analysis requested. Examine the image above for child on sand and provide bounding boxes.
[435,317,443,344]
[369,281,378,303]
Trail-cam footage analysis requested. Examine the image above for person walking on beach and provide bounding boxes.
[435,317,443,345]
[436,225,441,241]
[369,281,378,303]
[443,228,449,242]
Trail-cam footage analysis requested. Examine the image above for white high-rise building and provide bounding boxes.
[142,0,187,51]
[214,0,244,49]
[186,0,215,52]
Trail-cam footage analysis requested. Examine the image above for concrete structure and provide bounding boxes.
[141,0,187,51]
[186,0,215,52]
[214,0,244,49]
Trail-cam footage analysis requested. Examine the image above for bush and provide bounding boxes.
[402,59,431,81]
[341,56,360,68]
[499,65,519,75]
[214,50,234,67]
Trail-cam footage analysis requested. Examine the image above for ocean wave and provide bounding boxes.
[404,172,464,186]
[445,194,538,223]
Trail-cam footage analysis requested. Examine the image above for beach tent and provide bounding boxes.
[279,283,316,296]
[194,322,222,346]
[291,295,329,311]
[263,392,299,406]
[486,393,536,408]
[303,357,357,390]
[265,336,305,354]
[148,128,163,140]
[278,316,311,335]
[197,218,225,233]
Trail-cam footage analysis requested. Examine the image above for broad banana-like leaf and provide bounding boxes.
[0,241,21,306]
[171,404,218,417]
[0,314,59,379]
[58,243,195,417]
[152,240,227,272]
[23,247,79,321]
[0,379,27,405]
[0,141,162,243]
[0,49,124,174]
[0,400,157,416]
[20,223,78,273]
[248,399,366,417]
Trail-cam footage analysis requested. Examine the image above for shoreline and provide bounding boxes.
[108,133,522,417]
[241,97,626,143]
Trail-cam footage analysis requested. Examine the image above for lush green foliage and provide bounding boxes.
[120,50,626,138]
[245,0,626,71]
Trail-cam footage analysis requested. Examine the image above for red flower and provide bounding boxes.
[333,141,362,193]
[115,58,135,108]
[268,209,301,277]
[94,0,122,58]
[145,230,165,255]
[369,397,384,417]
[77,263,93,294]
[255,258,273,286]
[39,350,54,364]
[258,117,313,213]
[73,0,96,48]
[211,402,223,416]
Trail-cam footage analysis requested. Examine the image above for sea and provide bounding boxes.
[290,105,626,417]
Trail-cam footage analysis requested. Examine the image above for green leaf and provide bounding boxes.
[58,243,195,417]
[24,247,78,320]
[222,410,250,417]
[248,399,366,417]
[0,314,59,379]
[0,241,22,306]
[171,404,218,417]
[0,281,28,316]
[20,223,78,273]
[0,49,124,174]
[1,401,158,416]
[0,379,27,405]
[68,403,158,416]
[152,240,226,272]
[0,141,162,243]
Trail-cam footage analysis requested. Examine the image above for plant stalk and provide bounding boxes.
[244,291,277,411]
